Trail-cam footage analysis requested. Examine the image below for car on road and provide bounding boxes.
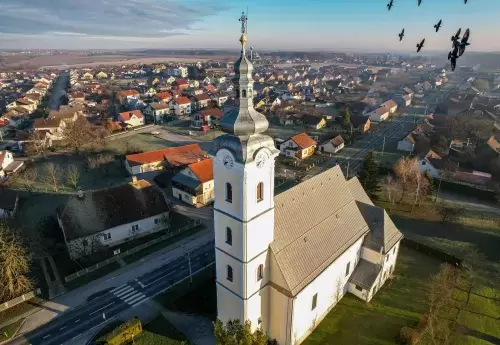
[151,131,160,135]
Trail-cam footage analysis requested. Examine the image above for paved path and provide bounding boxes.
[7,242,216,345]
[48,72,69,111]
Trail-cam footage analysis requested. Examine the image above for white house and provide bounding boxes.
[0,150,23,177]
[397,133,416,152]
[171,158,214,206]
[210,31,403,345]
[319,135,345,154]
[167,67,188,78]
[144,103,170,123]
[418,150,443,178]
[173,96,192,116]
[118,110,145,128]
[56,179,170,259]
[367,107,390,122]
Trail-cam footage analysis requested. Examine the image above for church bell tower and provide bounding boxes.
[210,11,279,332]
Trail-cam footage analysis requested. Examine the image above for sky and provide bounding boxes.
[0,0,499,52]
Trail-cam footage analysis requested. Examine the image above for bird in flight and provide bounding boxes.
[399,28,405,41]
[434,20,442,32]
[416,38,425,52]
[448,47,459,71]
[418,0,422,6]
[387,0,394,10]
[451,28,461,44]
[464,0,468,3]
[459,28,470,56]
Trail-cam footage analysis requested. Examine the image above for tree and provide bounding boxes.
[10,167,38,193]
[343,108,352,131]
[43,162,62,192]
[436,203,464,224]
[67,233,104,264]
[26,131,50,156]
[358,152,380,199]
[410,170,429,213]
[214,319,274,345]
[63,116,108,154]
[0,222,34,302]
[393,157,418,203]
[385,175,399,212]
[66,164,80,190]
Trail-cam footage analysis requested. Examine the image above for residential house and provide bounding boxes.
[143,103,170,123]
[380,99,398,114]
[279,132,317,159]
[0,150,23,177]
[418,150,454,178]
[34,118,66,140]
[172,158,214,206]
[212,92,229,107]
[351,115,371,133]
[118,110,145,128]
[125,144,208,176]
[302,115,326,130]
[174,79,189,90]
[117,90,140,105]
[190,108,223,128]
[173,97,192,116]
[319,135,345,154]
[0,189,19,219]
[367,107,390,122]
[56,179,170,259]
[397,133,416,152]
[155,91,173,103]
[400,95,412,107]
[194,93,212,110]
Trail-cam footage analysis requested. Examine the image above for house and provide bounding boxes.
[380,99,398,114]
[319,135,345,154]
[155,91,173,103]
[125,144,208,176]
[173,96,192,116]
[56,179,170,259]
[96,71,108,79]
[302,115,326,130]
[279,132,317,159]
[368,107,390,122]
[117,90,140,105]
[172,158,215,206]
[191,108,223,128]
[212,92,229,107]
[350,115,371,133]
[0,150,24,177]
[118,110,145,128]
[194,93,212,110]
[143,103,170,123]
[417,150,457,178]
[397,133,416,152]
[0,189,19,219]
[174,79,189,90]
[34,118,66,140]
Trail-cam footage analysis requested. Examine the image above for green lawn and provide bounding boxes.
[135,316,190,345]
[104,132,179,153]
[0,318,24,342]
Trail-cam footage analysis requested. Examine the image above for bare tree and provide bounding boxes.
[26,131,50,156]
[436,203,464,225]
[63,117,106,154]
[67,234,104,263]
[10,167,38,193]
[411,170,429,213]
[385,175,399,212]
[393,157,418,203]
[43,162,61,192]
[66,164,80,190]
[0,223,34,302]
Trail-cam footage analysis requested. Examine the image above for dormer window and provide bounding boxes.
[242,89,247,98]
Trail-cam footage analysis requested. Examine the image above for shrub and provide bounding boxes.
[97,317,142,345]
[398,326,420,345]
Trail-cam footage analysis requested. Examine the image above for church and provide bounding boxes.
[210,14,404,345]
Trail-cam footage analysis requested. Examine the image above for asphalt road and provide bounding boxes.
[48,72,69,111]
[8,242,215,345]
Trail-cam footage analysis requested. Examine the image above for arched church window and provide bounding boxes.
[226,183,232,203]
[257,264,264,281]
[227,265,233,282]
[257,182,263,202]
[226,227,232,245]
[242,89,247,98]
[235,89,239,98]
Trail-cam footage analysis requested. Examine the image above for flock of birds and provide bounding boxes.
[388,0,471,71]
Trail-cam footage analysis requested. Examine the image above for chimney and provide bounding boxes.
[77,188,84,199]
[132,176,137,184]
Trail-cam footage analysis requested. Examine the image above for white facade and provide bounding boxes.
[123,114,144,127]
[319,140,344,154]
[397,136,415,152]
[418,159,439,178]
[174,103,192,116]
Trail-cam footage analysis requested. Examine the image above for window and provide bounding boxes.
[355,285,363,291]
[386,254,390,262]
[393,247,396,255]
[345,262,350,277]
[103,233,111,240]
[257,264,264,281]
[226,183,233,203]
[226,265,233,282]
[226,227,232,245]
[311,293,318,310]
[257,182,263,202]
[132,224,139,232]
[154,218,160,225]
[242,89,247,98]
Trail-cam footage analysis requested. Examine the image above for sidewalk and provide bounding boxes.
[15,227,214,336]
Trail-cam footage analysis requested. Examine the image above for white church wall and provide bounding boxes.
[216,283,244,323]
[215,249,244,299]
[242,161,276,221]
[268,287,291,345]
[246,285,269,332]
[291,237,364,345]
[361,246,382,264]
[214,211,244,260]
[348,282,369,301]
[244,250,270,298]
[381,241,401,282]
[269,251,288,289]
[244,211,275,262]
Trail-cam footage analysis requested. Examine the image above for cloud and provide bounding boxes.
[0,0,227,38]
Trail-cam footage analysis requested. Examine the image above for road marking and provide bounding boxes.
[75,319,80,323]
[180,265,184,269]
[204,253,208,256]
[137,281,146,288]
[110,284,127,293]
[131,296,148,308]
[43,334,51,339]
[126,294,147,306]
[60,326,67,331]
[145,270,176,287]
[119,290,138,300]
[123,292,145,304]
[89,302,115,316]
[113,286,133,297]
[196,257,200,260]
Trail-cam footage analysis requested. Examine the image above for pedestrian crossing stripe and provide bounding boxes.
[111,284,148,307]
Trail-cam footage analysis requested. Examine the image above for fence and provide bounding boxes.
[64,220,202,283]
[0,289,41,312]
[401,238,462,267]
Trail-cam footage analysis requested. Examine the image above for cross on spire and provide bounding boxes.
[239,11,248,34]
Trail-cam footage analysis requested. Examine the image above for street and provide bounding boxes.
[48,71,69,111]
[8,242,215,345]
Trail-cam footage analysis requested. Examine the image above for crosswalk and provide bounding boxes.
[110,284,148,308]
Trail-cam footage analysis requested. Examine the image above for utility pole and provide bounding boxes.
[187,249,193,283]
[382,136,386,156]
[346,159,350,179]
[435,172,443,202]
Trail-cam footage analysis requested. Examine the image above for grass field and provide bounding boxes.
[135,316,190,345]
[0,319,24,342]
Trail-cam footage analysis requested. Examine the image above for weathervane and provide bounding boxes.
[239,11,248,34]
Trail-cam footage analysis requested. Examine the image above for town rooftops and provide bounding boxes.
[119,110,144,121]
[150,103,170,110]
[34,117,62,129]
[125,144,208,167]
[57,180,169,241]
[487,136,500,153]
[188,158,213,183]
[331,135,344,147]
[175,96,191,105]
[200,108,223,119]
[194,93,212,102]
[156,91,172,100]
[381,99,398,109]
[290,132,317,149]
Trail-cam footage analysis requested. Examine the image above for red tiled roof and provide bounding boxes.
[156,91,172,100]
[126,144,208,167]
[194,94,211,102]
[119,110,144,121]
[175,79,189,85]
[332,135,344,146]
[204,85,216,92]
[188,158,213,183]
[120,89,139,97]
[290,132,317,149]
[175,96,191,105]
[200,108,223,119]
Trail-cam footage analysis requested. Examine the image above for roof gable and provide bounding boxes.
[290,132,317,149]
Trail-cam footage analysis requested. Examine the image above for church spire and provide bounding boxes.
[217,11,269,137]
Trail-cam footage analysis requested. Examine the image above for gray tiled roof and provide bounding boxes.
[349,258,381,290]
[347,177,374,206]
[271,165,370,296]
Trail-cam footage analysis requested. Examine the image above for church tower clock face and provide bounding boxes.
[255,151,268,168]
[223,154,234,169]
